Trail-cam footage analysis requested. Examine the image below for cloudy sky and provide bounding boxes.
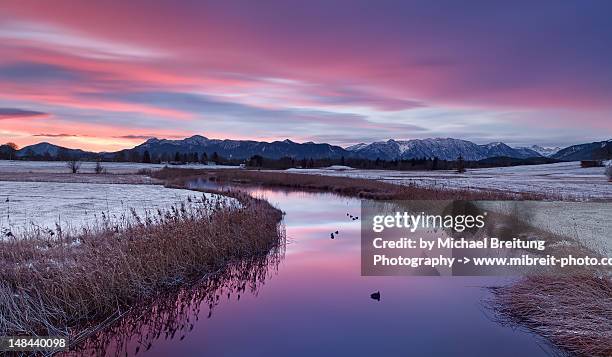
[1,0,611,151]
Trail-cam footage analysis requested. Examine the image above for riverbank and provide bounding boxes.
[489,275,612,357]
[0,188,284,349]
[152,168,552,200]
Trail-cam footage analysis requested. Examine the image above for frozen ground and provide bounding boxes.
[0,160,239,174]
[0,181,220,234]
[474,201,612,254]
[287,161,612,200]
[0,172,158,184]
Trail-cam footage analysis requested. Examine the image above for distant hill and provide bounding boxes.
[551,139,612,161]
[112,135,354,160]
[16,142,97,160]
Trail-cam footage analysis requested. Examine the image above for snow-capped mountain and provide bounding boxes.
[345,138,542,161]
[510,146,545,158]
[526,145,561,157]
[16,136,609,163]
[552,139,612,161]
[481,142,541,159]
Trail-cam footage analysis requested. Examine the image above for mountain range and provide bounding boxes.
[9,135,610,162]
[551,139,612,161]
[346,139,543,161]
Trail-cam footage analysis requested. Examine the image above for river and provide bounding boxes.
[74,184,554,356]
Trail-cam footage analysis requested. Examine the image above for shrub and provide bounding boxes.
[67,159,81,174]
[94,161,106,174]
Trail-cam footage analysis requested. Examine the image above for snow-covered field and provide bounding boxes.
[474,201,612,254]
[1,160,610,237]
[287,161,612,200]
[0,160,240,174]
[0,181,219,234]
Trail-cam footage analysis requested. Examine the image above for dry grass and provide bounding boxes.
[0,171,159,184]
[0,189,284,345]
[152,168,552,200]
[70,247,284,356]
[489,275,612,357]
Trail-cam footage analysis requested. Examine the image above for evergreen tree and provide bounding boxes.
[142,150,151,163]
[457,155,466,173]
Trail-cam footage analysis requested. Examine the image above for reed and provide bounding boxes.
[489,275,612,357]
[0,189,284,342]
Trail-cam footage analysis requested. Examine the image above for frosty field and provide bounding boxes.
[0,181,214,234]
[288,161,612,200]
[1,160,610,235]
[0,160,239,174]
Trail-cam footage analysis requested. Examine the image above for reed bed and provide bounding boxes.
[70,247,284,356]
[0,190,284,344]
[489,275,612,357]
[152,168,551,200]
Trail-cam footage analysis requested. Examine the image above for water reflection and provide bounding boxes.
[68,244,285,357]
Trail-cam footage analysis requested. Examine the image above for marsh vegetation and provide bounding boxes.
[153,168,552,201]
[0,189,284,348]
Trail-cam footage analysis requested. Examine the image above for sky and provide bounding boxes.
[0,0,611,152]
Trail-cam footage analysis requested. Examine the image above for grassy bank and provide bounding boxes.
[0,189,284,344]
[152,168,550,200]
[74,248,284,355]
[489,275,612,357]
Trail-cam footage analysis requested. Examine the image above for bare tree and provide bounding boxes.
[67,160,81,174]
[94,161,106,174]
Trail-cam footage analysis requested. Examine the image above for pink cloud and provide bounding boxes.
[0,0,611,149]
